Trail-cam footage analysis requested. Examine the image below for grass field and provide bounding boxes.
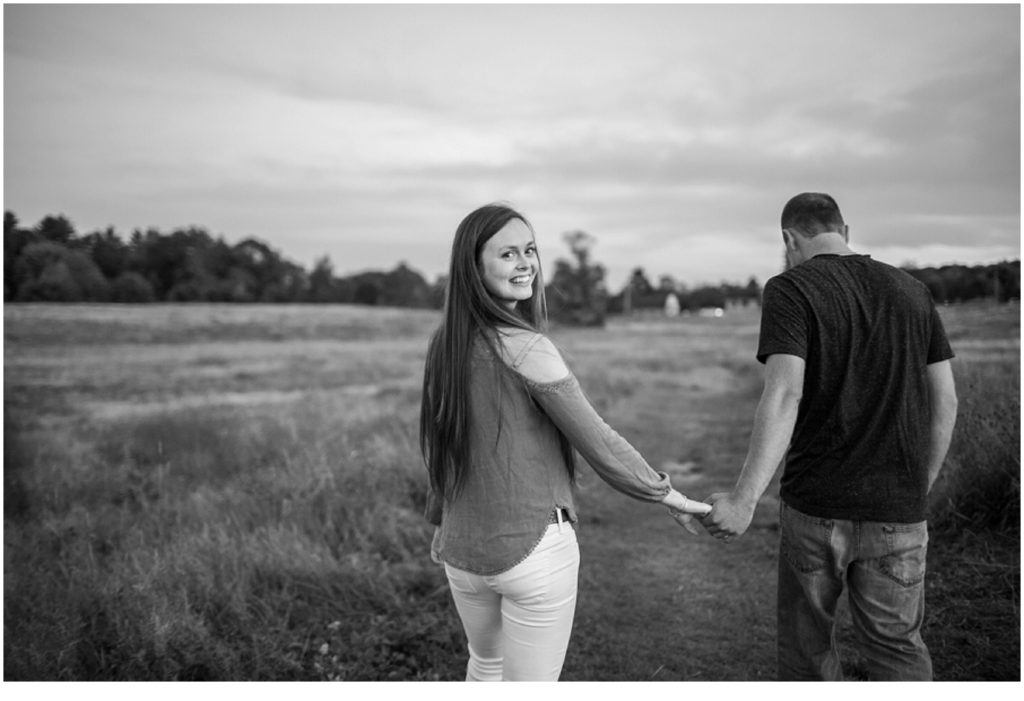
[3,300,1019,680]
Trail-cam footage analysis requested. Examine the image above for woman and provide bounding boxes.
[419,203,708,681]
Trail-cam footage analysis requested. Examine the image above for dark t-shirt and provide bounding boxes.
[757,254,954,522]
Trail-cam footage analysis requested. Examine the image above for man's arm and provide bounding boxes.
[702,353,805,539]
[924,359,958,491]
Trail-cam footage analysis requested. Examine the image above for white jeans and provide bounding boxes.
[444,521,580,681]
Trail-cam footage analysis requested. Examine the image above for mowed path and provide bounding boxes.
[552,316,783,681]
[566,488,781,681]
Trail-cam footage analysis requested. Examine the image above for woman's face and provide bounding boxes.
[478,218,538,310]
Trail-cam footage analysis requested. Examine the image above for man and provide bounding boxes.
[701,193,958,680]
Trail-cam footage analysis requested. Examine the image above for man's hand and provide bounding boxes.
[700,492,757,543]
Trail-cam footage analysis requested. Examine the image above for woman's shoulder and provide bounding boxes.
[494,327,570,384]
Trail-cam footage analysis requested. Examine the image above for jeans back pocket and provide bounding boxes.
[877,522,928,587]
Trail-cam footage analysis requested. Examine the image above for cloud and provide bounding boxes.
[3,3,1018,293]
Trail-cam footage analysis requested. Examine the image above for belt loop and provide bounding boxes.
[556,507,564,533]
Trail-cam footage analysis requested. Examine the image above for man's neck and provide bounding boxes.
[804,232,855,259]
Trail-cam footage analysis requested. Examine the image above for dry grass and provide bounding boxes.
[3,300,1018,680]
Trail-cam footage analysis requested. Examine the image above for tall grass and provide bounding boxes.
[924,302,1020,536]
[3,301,1018,680]
[928,359,1020,534]
[4,391,463,680]
[913,303,1019,680]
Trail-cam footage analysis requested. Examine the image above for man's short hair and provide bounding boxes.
[781,193,845,237]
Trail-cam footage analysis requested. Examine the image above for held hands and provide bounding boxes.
[661,489,712,535]
[699,492,757,543]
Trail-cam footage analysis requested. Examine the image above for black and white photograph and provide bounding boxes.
[3,1,1020,686]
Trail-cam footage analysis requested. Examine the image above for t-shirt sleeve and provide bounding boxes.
[926,304,955,364]
[756,276,810,364]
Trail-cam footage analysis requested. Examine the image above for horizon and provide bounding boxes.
[4,4,1020,290]
[5,203,1021,293]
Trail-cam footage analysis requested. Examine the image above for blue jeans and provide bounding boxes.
[777,500,933,681]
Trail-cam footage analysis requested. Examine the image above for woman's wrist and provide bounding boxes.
[662,488,711,515]
[661,488,687,512]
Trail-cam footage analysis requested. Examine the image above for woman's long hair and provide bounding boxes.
[419,203,574,502]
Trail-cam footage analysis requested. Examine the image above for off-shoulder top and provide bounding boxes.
[425,333,672,575]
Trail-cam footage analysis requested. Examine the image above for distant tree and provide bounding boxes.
[995,260,1020,301]
[353,280,381,306]
[80,226,129,280]
[163,234,239,302]
[12,241,110,301]
[903,261,1019,304]
[379,262,432,308]
[16,260,83,302]
[333,276,356,304]
[201,237,237,280]
[231,237,298,302]
[429,275,447,309]
[688,285,727,310]
[5,211,40,299]
[908,267,949,304]
[658,274,678,292]
[36,215,77,246]
[307,255,337,303]
[262,263,307,303]
[611,267,662,313]
[130,226,215,299]
[168,273,232,302]
[627,267,654,297]
[545,230,607,326]
[744,276,761,302]
[110,271,156,303]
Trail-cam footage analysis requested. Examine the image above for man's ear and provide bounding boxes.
[841,224,849,242]
[782,228,797,251]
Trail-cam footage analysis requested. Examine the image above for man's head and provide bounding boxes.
[780,193,849,267]
[782,191,847,237]
[781,192,845,237]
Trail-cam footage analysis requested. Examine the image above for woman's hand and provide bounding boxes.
[662,488,712,515]
[661,489,711,535]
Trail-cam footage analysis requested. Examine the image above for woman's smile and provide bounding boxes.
[479,219,539,309]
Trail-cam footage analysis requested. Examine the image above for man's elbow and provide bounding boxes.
[783,385,803,405]
[931,385,958,427]
[941,388,959,420]
[927,360,958,422]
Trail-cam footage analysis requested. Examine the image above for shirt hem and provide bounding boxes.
[781,495,927,524]
[433,507,577,576]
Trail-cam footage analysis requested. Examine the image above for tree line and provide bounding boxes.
[903,260,1020,304]
[3,211,438,307]
[3,211,1018,323]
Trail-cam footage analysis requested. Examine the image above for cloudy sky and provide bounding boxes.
[3,2,1020,290]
